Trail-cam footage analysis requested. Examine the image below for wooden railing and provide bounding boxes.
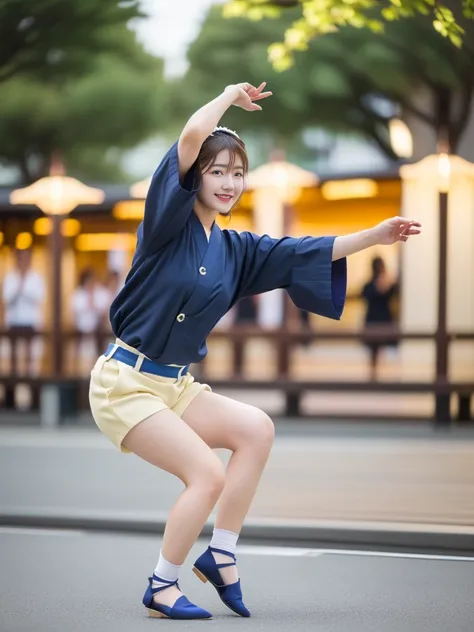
[0,327,473,423]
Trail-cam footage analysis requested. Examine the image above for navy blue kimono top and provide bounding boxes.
[110,142,347,365]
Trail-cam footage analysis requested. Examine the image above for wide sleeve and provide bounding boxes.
[234,232,346,320]
[140,141,200,252]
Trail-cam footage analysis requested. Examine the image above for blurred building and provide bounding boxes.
[0,168,401,368]
[1,160,473,422]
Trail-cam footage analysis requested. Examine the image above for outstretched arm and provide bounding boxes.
[332,217,422,261]
[177,82,272,181]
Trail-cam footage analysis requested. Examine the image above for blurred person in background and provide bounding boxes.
[299,308,313,348]
[235,295,257,325]
[96,270,122,332]
[89,82,421,621]
[2,247,45,377]
[71,267,106,373]
[362,255,399,379]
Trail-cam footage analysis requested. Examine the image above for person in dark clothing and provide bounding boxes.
[235,296,258,324]
[362,256,399,379]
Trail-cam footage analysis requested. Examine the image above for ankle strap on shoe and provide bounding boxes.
[209,546,237,567]
[149,574,179,595]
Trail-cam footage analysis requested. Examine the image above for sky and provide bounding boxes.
[121,0,226,177]
[133,0,225,77]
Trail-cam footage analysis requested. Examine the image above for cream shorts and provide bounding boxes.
[89,339,211,453]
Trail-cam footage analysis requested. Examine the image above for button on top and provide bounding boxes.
[176,313,185,323]
[199,266,207,276]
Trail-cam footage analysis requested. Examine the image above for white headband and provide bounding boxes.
[212,126,240,139]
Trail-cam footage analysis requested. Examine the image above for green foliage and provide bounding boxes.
[0,0,143,82]
[179,5,473,157]
[223,0,474,70]
[0,1,168,183]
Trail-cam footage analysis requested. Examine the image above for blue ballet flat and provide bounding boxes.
[192,546,251,617]
[142,573,213,620]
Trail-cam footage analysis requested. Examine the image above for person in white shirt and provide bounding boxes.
[71,268,110,372]
[72,268,101,334]
[95,270,122,332]
[2,248,45,376]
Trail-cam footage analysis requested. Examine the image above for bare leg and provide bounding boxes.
[182,391,275,582]
[121,409,225,606]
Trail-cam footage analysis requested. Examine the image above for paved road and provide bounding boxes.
[1,528,473,632]
[1,425,474,527]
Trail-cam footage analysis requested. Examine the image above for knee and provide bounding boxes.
[247,408,275,450]
[193,458,226,498]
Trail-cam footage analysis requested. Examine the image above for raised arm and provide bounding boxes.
[140,82,272,253]
[332,217,422,261]
[177,82,272,181]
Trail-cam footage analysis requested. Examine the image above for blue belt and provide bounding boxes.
[104,343,189,379]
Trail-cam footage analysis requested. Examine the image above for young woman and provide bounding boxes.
[89,81,421,620]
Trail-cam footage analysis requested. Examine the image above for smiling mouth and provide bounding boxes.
[215,194,233,202]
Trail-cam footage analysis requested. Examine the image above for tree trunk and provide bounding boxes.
[450,86,473,152]
[435,87,452,154]
[18,155,32,185]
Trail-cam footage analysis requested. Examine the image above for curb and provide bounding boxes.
[2,510,474,555]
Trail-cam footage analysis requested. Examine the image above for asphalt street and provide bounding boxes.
[1,424,474,631]
[1,425,474,528]
[1,528,473,632]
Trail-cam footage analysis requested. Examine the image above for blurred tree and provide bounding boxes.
[0,0,143,82]
[0,22,168,183]
[335,18,474,154]
[177,6,396,159]
[177,6,474,159]
[223,0,474,71]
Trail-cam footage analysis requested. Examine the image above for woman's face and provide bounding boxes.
[197,149,245,215]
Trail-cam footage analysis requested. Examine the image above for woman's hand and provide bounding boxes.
[373,217,422,246]
[332,217,422,261]
[225,82,273,111]
[179,82,271,179]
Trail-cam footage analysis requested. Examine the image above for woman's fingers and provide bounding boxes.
[245,81,263,94]
[251,81,266,95]
[393,217,421,226]
[401,222,421,234]
[248,82,268,97]
[398,220,421,238]
[398,226,421,241]
[250,91,273,101]
[236,81,271,110]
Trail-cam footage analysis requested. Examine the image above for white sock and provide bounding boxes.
[153,550,181,587]
[210,528,239,555]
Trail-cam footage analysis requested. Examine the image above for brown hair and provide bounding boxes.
[196,131,249,184]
